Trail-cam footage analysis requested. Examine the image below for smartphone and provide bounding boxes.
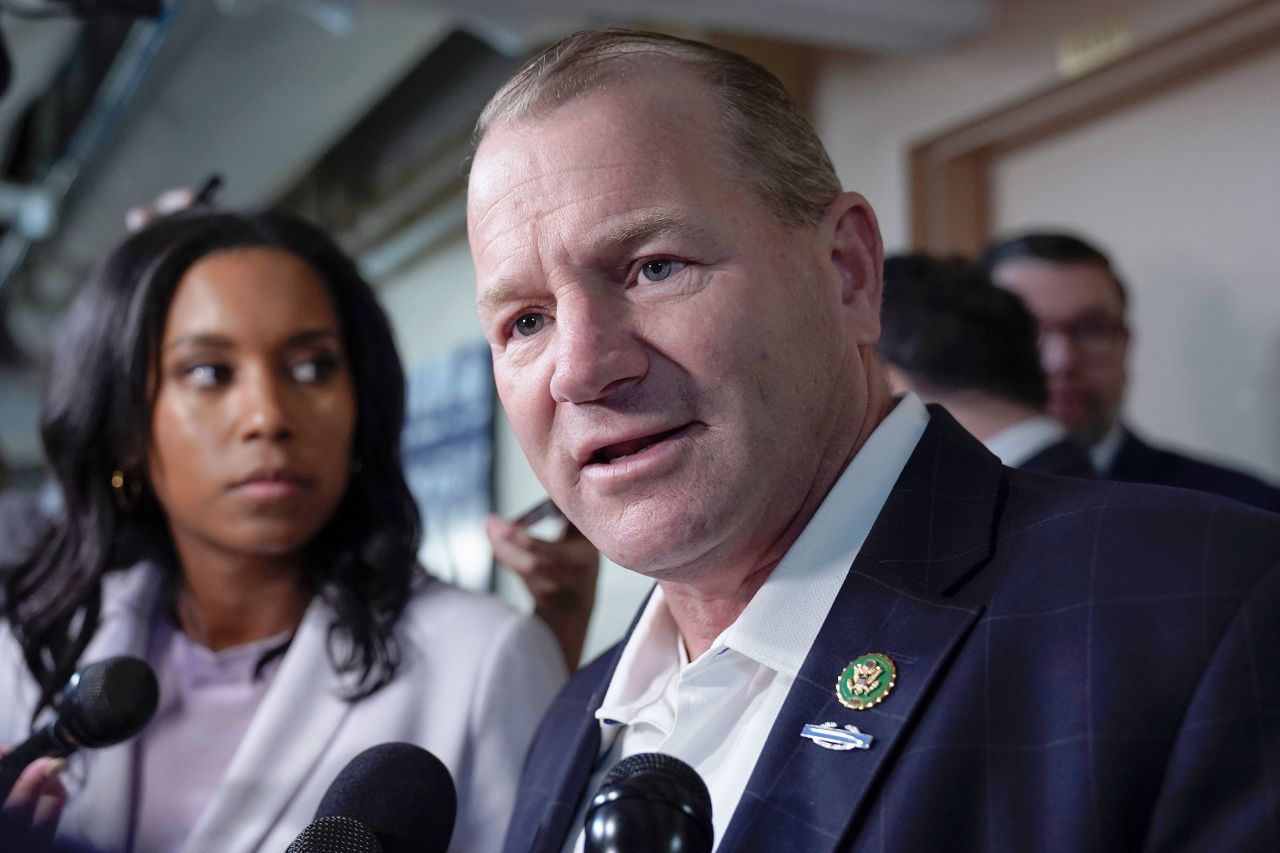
[512,498,568,540]
[192,174,223,206]
[514,498,564,527]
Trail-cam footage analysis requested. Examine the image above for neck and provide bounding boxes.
[660,561,776,661]
[926,391,1039,443]
[664,360,896,660]
[172,542,310,651]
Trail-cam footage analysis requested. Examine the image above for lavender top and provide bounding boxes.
[132,619,290,852]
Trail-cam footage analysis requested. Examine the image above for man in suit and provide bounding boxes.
[467,29,1280,852]
[981,232,1280,511]
[879,253,1093,478]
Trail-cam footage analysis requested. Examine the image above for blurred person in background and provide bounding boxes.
[0,209,568,852]
[983,232,1280,511]
[879,253,1093,477]
[486,509,598,671]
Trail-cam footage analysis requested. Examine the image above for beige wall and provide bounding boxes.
[814,0,1242,249]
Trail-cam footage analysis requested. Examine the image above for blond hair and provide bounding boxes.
[474,29,842,228]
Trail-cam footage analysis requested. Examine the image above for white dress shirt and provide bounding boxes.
[1089,420,1127,474]
[565,394,929,852]
[983,414,1070,468]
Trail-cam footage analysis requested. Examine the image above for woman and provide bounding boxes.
[0,209,567,852]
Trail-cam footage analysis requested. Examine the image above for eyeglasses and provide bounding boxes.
[1038,315,1127,355]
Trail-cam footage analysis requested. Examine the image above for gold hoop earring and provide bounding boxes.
[111,469,142,512]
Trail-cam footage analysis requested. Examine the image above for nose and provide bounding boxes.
[549,293,648,404]
[1038,330,1079,378]
[237,366,293,441]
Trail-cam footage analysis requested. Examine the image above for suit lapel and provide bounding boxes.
[522,589,654,853]
[718,408,1003,852]
[181,598,352,852]
[526,656,616,852]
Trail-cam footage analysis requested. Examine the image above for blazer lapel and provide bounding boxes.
[53,564,163,853]
[181,598,352,853]
[718,408,1003,853]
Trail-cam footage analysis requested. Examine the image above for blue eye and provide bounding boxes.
[639,259,685,283]
[514,313,546,337]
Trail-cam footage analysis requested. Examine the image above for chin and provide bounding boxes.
[231,525,322,558]
[593,508,725,580]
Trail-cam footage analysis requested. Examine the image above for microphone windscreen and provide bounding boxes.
[586,752,713,853]
[61,656,159,747]
[602,752,712,823]
[286,816,383,853]
[316,743,456,853]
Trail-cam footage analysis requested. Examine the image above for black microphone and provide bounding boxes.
[584,752,713,853]
[0,655,159,801]
[286,742,457,853]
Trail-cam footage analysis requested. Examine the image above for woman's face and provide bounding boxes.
[147,247,357,561]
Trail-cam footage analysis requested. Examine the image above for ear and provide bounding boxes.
[822,191,883,344]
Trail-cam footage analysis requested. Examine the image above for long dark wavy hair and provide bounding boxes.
[2,210,422,718]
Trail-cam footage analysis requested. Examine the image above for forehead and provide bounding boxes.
[991,258,1122,322]
[164,248,338,340]
[467,72,744,260]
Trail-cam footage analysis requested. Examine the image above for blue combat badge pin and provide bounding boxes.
[837,652,897,711]
[801,722,874,751]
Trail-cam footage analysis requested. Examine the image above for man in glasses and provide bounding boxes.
[982,232,1280,512]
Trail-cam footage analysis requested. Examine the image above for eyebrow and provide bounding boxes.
[163,328,342,352]
[601,208,704,247]
[476,208,711,312]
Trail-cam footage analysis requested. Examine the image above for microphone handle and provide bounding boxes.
[0,724,73,802]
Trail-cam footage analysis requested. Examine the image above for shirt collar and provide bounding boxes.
[596,393,930,724]
[595,586,682,726]
[1089,419,1127,473]
[723,393,929,677]
[983,414,1068,468]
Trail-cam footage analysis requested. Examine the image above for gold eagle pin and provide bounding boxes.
[836,652,897,710]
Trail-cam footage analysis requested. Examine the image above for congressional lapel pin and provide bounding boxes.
[836,652,897,711]
[801,722,874,751]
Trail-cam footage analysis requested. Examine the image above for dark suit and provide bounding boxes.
[504,409,1280,852]
[1107,428,1280,513]
[1017,436,1094,478]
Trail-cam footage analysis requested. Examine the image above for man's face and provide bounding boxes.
[992,259,1129,446]
[469,72,881,582]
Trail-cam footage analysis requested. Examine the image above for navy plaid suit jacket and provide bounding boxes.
[502,408,1280,852]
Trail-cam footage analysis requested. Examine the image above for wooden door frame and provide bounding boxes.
[909,0,1280,254]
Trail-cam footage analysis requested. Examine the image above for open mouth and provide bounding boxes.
[589,425,689,465]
